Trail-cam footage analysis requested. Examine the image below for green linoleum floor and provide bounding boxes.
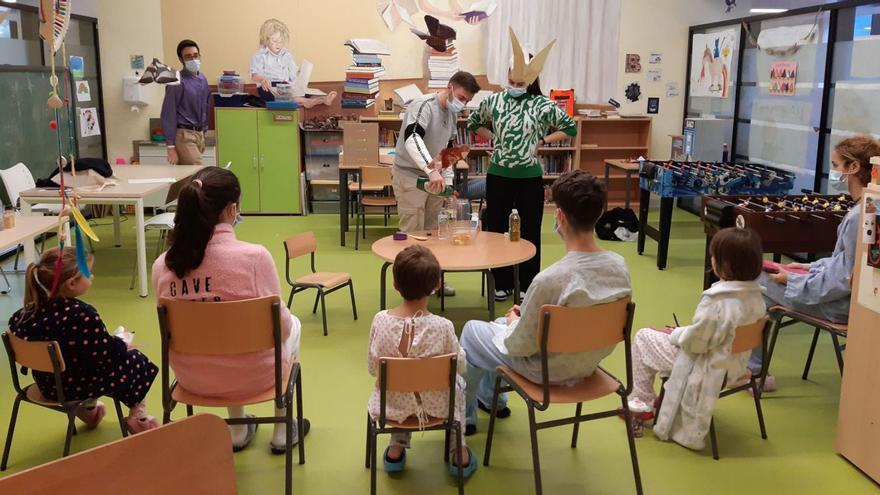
[0,208,877,494]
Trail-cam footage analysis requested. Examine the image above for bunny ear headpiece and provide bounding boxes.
[509,27,556,85]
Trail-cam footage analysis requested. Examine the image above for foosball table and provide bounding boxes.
[637,160,796,270]
[701,193,854,288]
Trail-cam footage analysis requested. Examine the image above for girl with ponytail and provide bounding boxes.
[10,247,160,433]
[152,167,306,453]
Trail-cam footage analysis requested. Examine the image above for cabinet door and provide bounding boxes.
[257,110,301,214]
[216,109,260,212]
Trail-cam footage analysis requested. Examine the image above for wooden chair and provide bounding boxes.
[0,414,237,495]
[342,122,381,219]
[482,299,642,495]
[283,231,357,336]
[656,318,770,460]
[354,166,397,251]
[156,296,304,495]
[1,332,128,471]
[762,306,846,387]
[365,353,465,495]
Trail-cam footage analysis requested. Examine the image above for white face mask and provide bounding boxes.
[447,95,465,114]
[506,86,527,98]
[828,170,850,193]
[553,213,565,241]
[184,59,201,74]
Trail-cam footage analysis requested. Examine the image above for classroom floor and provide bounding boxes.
[0,208,877,494]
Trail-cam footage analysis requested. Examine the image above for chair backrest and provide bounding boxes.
[360,166,393,189]
[0,162,37,207]
[0,414,237,495]
[2,332,65,373]
[537,298,634,354]
[156,296,280,355]
[284,232,317,261]
[731,318,769,354]
[381,353,457,393]
[342,122,379,166]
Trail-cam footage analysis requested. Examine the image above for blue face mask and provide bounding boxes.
[184,59,201,74]
[506,86,527,98]
[447,95,465,114]
[828,170,849,193]
[233,212,244,226]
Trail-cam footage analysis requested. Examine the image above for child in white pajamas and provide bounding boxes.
[367,245,476,478]
[628,227,767,450]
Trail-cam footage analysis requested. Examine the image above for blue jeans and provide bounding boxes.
[460,318,511,427]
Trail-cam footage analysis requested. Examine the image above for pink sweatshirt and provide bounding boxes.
[152,224,300,400]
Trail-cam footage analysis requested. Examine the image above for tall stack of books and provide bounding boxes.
[342,39,390,109]
[427,40,459,89]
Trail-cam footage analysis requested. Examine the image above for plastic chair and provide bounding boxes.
[354,166,397,250]
[656,318,770,460]
[1,332,128,471]
[156,296,304,495]
[763,306,846,386]
[0,414,238,495]
[365,353,465,495]
[482,299,642,495]
[0,163,63,215]
[283,231,357,336]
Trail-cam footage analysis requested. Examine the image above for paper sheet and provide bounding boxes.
[128,178,177,184]
[293,60,313,97]
[394,83,424,105]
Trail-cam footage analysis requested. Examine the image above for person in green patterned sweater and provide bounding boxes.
[467,29,577,301]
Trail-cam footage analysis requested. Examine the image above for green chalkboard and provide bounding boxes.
[0,66,78,201]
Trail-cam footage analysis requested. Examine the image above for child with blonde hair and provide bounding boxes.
[9,247,159,433]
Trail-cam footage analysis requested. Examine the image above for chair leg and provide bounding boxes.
[655,377,668,419]
[571,402,583,448]
[709,418,719,460]
[287,287,295,309]
[296,369,305,464]
[1,397,22,471]
[319,290,328,337]
[0,267,12,295]
[370,418,378,495]
[831,333,845,376]
[186,404,194,417]
[527,405,543,495]
[285,396,294,495]
[760,318,783,396]
[455,423,464,495]
[802,328,821,380]
[751,378,768,440]
[444,429,450,463]
[114,399,128,438]
[483,375,503,466]
[312,291,321,314]
[349,282,358,321]
[621,394,644,495]
[365,414,372,469]
[63,411,77,457]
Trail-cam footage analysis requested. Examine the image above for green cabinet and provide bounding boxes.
[215,108,301,214]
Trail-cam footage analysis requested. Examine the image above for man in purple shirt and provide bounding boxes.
[161,39,210,165]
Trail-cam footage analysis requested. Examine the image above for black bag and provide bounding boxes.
[596,207,639,241]
[64,157,113,177]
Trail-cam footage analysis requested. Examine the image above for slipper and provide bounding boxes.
[449,446,477,478]
[232,416,258,452]
[477,400,510,418]
[76,401,105,429]
[125,404,159,434]
[269,418,310,455]
[383,446,406,473]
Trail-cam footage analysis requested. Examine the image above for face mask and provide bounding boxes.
[447,95,465,114]
[233,213,244,226]
[828,170,849,193]
[553,216,565,241]
[184,59,201,74]
[506,86,527,98]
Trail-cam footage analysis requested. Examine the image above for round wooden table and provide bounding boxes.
[371,231,537,319]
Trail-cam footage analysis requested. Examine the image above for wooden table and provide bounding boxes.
[604,159,641,210]
[371,231,536,319]
[0,215,66,289]
[19,165,203,297]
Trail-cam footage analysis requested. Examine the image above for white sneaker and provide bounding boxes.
[442,284,455,297]
[494,290,510,301]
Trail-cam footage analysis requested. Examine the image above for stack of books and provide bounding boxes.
[342,39,390,109]
[427,41,459,89]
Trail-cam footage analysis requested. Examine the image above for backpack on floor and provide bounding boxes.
[596,207,639,242]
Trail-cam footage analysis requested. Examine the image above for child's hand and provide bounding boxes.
[650,326,674,334]
[113,326,135,348]
[769,266,789,285]
[788,262,810,271]
[506,305,521,317]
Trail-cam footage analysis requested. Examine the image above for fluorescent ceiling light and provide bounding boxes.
[750,8,789,13]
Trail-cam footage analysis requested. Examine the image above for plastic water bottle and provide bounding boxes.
[470,212,479,234]
[509,209,521,242]
[438,209,450,240]
[722,143,729,163]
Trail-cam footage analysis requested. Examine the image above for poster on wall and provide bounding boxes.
[689,29,737,98]
[625,53,641,73]
[647,69,662,82]
[79,108,101,138]
[75,80,91,102]
[69,56,84,79]
[769,61,797,96]
[649,52,663,64]
[666,82,681,97]
[647,97,660,114]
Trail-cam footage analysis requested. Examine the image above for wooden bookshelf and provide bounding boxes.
[577,117,651,207]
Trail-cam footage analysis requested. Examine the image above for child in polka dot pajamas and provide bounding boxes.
[9,247,159,433]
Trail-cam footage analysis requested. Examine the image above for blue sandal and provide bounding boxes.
[449,446,477,478]
[383,447,406,473]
